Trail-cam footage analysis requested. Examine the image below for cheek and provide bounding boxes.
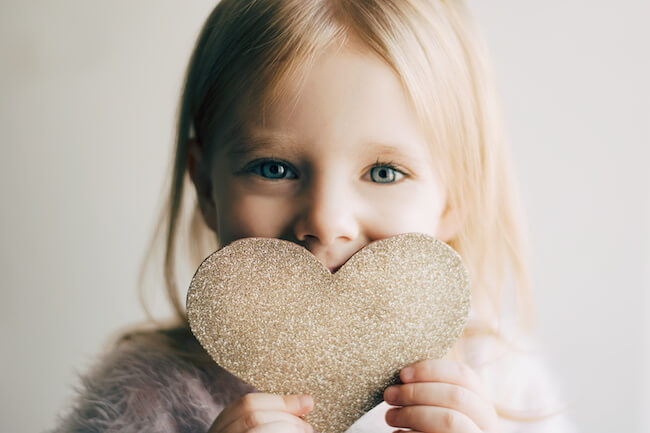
[363,184,446,239]
[216,187,296,245]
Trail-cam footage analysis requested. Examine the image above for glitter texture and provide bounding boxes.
[186,232,470,433]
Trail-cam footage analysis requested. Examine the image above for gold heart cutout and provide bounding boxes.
[187,232,471,433]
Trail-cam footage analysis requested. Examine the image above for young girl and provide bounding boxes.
[50,1,577,432]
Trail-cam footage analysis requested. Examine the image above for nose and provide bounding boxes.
[293,175,360,247]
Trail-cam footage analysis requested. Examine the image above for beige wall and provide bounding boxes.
[1,1,648,432]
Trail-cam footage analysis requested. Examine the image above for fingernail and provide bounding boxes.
[401,367,414,381]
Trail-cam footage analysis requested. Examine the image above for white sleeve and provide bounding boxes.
[465,329,579,433]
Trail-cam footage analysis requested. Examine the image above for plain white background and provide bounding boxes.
[1,1,648,432]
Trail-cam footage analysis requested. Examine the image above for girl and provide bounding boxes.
[50,1,577,432]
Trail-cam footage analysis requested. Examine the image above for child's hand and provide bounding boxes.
[383,359,498,433]
[208,392,316,433]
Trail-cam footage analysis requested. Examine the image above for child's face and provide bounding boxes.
[190,39,456,273]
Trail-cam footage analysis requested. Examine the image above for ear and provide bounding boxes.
[435,202,459,243]
[187,138,218,232]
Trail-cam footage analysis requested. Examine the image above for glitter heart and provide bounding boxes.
[186,232,470,433]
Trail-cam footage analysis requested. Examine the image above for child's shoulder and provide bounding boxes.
[108,322,213,365]
[100,322,256,401]
[49,322,254,433]
[88,322,215,384]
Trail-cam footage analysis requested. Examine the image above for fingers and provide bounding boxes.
[228,412,314,433]
[400,359,486,399]
[384,381,496,430]
[247,421,314,433]
[386,405,482,433]
[212,393,314,433]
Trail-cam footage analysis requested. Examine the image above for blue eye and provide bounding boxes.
[369,165,404,183]
[249,160,297,179]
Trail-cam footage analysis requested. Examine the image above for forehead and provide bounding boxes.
[264,38,415,120]
[233,41,432,160]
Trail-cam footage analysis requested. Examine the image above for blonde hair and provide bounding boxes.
[117,0,563,423]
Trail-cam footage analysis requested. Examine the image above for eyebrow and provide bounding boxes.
[361,142,417,161]
[226,128,301,158]
[227,127,420,162]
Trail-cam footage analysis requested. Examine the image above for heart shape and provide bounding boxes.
[187,232,470,433]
